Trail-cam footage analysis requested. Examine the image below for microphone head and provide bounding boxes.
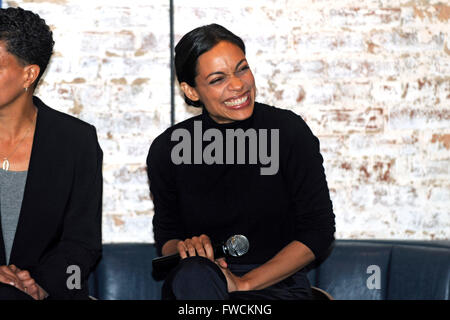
[225,235,249,257]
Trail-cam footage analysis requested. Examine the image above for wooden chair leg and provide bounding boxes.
[311,286,334,300]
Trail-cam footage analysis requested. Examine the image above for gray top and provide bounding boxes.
[0,169,28,265]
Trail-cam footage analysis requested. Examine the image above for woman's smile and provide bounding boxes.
[223,91,251,109]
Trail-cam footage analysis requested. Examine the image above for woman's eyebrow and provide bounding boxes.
[235,59,247,70]
[205,59,248,80]
[206,70,225,79]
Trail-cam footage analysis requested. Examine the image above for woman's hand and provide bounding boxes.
[176,236,248,292]
[221,241,315,293]
[0,265,25,290]
[215,258,249,292]
[165,236,251,293]
[0,266,23,290]
[8,265,48,300]
[177,234,215,261]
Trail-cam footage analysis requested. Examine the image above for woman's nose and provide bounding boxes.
[228,75,244,91]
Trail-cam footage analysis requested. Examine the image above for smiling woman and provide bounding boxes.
[147,24,335,300]
[181,41,256,124]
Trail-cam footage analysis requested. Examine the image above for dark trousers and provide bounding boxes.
[162,256,312,300]
[0,283,33,300]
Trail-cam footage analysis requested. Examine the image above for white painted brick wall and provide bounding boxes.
[4,0,449,242]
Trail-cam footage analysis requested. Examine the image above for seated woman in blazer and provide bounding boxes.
[0,7,102,300]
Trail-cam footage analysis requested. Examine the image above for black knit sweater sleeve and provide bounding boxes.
[147,133,184,256]
[281,111,335,260]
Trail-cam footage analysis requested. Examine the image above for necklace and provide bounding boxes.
[1,111,37,171]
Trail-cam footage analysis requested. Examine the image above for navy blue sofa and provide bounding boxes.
[88,240,450,300]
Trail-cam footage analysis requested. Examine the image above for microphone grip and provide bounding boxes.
[152,253,182,272]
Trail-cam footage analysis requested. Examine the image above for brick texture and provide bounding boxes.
[5,0,449,242]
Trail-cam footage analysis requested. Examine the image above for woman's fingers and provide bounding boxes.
[16,270,32,281]
[8,264,18,273]
[20,277,36,288]
[192,236,207,258]
[177,241,188,259]
[0,266,23,289]
[24,284,40,300]
[200,234,214,260]
[0,266,19,280]
[185,239,197,257]
[216,257,228,269]
[177,234,213,260]
[0,272,16,286]
[0,266,40,298]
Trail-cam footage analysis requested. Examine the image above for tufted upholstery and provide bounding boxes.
[88,240,450,300]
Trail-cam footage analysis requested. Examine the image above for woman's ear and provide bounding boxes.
[180,82,200,102]
[23,64,40,89]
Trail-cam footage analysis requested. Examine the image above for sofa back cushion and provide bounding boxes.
[90,243,163,300]
[387,245,450,300]
[314,242,392,300]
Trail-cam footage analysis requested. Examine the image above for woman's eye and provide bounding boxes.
[209,77,224,85]
[238,65,250,73]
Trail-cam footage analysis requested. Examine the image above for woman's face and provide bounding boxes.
[185,41,256,124]
[0,41,27,109]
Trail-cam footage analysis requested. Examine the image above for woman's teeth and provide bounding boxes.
[224,95,248,107]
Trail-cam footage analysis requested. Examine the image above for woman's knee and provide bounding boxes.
[163,256,228,300]
[175,256,222,280]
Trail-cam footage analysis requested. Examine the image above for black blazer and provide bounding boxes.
[0,97,103,299]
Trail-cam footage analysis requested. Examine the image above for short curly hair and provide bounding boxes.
[0,7,54,87]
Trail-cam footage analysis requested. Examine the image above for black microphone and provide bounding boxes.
[152,235,249,279]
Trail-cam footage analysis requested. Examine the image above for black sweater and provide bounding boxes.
[147,102,335,265]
